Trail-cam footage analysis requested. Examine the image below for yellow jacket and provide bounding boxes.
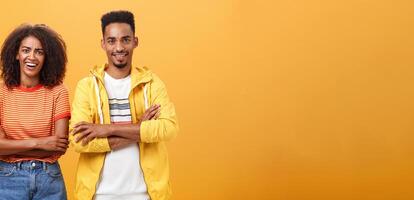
[69,65,178,200]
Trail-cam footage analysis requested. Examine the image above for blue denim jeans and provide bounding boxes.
[0,160,67,200]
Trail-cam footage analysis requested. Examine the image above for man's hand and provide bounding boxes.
[73,122,112,146]
[35,135,69,152]
[140,104,161,122]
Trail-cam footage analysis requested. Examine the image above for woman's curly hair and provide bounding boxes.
[0,24,67,88]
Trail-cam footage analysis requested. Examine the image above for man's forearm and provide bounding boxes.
[108,124,141,141]
[73,122,144,147]
[108,136,137,150]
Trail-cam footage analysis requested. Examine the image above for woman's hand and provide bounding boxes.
[35,135,69,152]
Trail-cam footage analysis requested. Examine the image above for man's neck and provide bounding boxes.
[105,64,131,79]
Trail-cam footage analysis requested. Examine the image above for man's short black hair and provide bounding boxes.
[101,10,135,35]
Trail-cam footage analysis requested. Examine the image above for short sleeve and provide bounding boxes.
[54,85,71,121]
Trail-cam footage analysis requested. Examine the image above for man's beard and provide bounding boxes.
[114,62,128,69]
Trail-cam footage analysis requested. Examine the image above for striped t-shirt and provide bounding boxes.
[0,84,71,163]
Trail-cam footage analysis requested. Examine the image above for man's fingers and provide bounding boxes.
[142,106,156,118]
[75,130,91,143]
[145,104,160,115]
[154,110,161,119]
[82,135,92,146]
[148,104,160,110]
[147,107,160,119]
[82,134,96,146]
[83,132,98,146]
[73,122,93,135]
[74,121,88,128]
[72,128,78,136]
[73,125,86,135]
[149,109,160,120]
[143,105,160,120]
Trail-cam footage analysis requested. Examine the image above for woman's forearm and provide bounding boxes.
[0,118,69,156]
[0,138,39,155]
[15,150,59,158]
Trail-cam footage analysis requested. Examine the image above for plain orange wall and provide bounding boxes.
[1,1,414,200]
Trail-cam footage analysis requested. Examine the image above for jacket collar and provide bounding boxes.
[90,64,152,88]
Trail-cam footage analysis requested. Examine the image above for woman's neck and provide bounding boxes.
[20,77,40,88]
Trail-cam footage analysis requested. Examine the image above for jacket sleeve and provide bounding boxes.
[139,75,179,143]
[69,78,111,153]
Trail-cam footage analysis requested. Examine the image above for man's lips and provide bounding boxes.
[112,52,128,56]
[112,52,128,61]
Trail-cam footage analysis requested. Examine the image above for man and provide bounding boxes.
[70,10,178,200]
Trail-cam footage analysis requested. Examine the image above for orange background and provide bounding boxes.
[1,1,414,199]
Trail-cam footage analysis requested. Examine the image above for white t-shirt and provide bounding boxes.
[94,72,149,200]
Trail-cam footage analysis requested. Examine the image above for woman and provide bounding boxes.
[0,24,70,200]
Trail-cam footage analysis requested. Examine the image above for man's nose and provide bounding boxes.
[115,41,124,52]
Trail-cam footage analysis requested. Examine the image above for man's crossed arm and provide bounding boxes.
[72,104,160,150]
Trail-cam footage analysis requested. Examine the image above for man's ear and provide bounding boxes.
[134,37,139,47]
[101,39,105,49]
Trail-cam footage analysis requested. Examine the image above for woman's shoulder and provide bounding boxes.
[0,82,8,93]
[0,81,6,88]
[49,83,69,94]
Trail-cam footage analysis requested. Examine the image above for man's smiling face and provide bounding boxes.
[101,22,138,69]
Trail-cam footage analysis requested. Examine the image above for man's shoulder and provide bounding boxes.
[73,76,97,96]
[148,72,167,88]
[76,76,95,87]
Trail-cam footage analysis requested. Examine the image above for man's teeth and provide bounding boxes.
[114,53,126,56]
